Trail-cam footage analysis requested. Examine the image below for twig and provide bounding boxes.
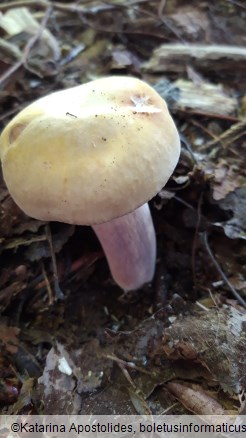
[45,224,64,300]
[105,354,153,375]
[174,195,196,210]
[191,193,203,288]
[0,104,25,122]
[177,108,239,122]
[156,1,186,42]
[207,288,219,308]
[226,0,246,10]
[0,0,142,13]
[180,134,198,165]
[0,5,53,86]
[157,0,166,16]
[202,231,246,308]
[0,0,48,10]
[190,119,219,142]
[161,402,179,414]
[201,119,246,150]
[106,354,136,388]
[195,301,209,311]
[41,261,54,305]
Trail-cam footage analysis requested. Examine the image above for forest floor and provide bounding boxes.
[0,0,245,415]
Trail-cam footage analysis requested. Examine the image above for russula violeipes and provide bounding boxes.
[0,76,180,290]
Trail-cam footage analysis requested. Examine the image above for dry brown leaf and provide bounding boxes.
[214,187,246,240]
[37,342,81,415]
[212,160,242,201]
[7,378,35,414]
[168,7,210,40]
[163,307,246,393]
[0,323,20,354]
[167,381,225,415]
[0,7,60,60]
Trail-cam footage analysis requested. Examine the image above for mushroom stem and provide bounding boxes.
[92,203,156,291]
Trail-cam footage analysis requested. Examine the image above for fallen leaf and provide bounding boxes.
[167,381,225,415]
[0,323,20,354]
[212,160,242,201]
[213,186,246,240]
[163,306,246,393]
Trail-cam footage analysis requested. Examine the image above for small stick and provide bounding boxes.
[45,224,64,300]
[105,354,153,375]
[191,193,203,288]
[41,261,54,305]
[202,231,246,308]
[0,5,53,86]
[201,119,246,150]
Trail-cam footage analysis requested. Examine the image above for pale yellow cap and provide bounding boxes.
[0,76,180,225]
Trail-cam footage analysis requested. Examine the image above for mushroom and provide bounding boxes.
[0,76,180,291]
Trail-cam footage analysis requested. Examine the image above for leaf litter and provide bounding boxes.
[0,0,245,415]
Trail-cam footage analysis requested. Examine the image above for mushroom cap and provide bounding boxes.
[0,76,180,225]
